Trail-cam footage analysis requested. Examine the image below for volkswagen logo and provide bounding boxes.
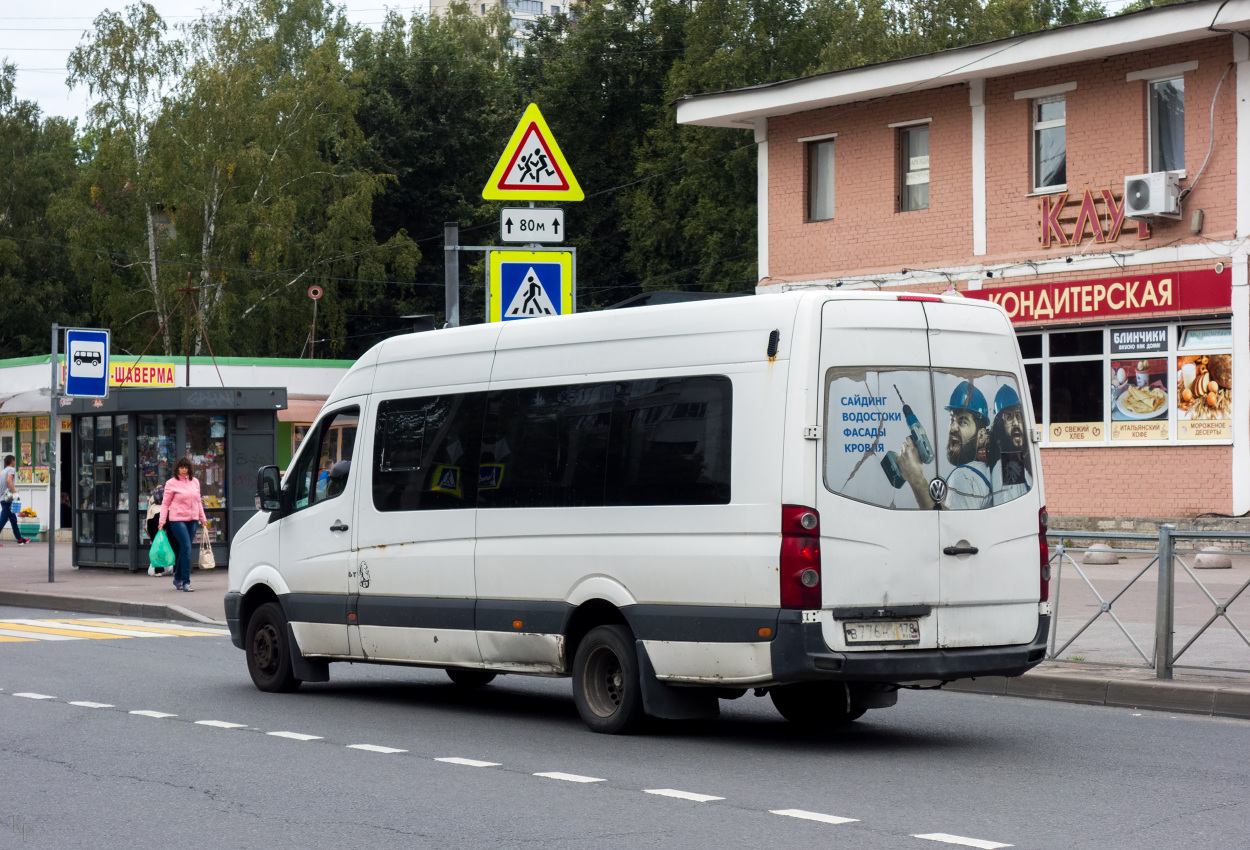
[928,477,948,504]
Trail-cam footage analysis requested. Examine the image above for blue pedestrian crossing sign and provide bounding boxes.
[64,328,110,398]
[489,250,574,323]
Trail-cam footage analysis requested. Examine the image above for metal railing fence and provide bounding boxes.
[1046,525,1250,678]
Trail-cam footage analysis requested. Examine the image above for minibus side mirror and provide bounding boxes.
[256,466,283,513]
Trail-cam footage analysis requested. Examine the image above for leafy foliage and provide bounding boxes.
[3,0,1114,358]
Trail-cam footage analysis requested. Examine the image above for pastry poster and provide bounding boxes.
[1110,357,1168,440]
[1177,353,1232,440]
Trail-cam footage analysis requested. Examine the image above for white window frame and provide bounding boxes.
[1147,77,1187,178]
[805,136,836,222]
[1031,94,1067,194]
[899,125,930,212]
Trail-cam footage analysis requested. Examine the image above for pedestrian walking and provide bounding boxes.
[1,455,31,545]
[158,457,208,592]
[144,485,177,576]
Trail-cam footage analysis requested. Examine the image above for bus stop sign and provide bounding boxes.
[64,327,110,398]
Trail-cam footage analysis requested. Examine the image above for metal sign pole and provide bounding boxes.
[48,323,58,583]
[444,222,460,328]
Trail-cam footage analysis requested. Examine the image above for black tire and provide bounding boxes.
[446,668,498,688]
[245,602,302,693]
[572,624,646,734]
[770,682,866,728]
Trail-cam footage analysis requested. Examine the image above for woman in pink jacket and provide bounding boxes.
[158,457,209,592]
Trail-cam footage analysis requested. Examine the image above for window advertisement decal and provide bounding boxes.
[825,369,1032,511]
[1177,353,1232,440]
[1111,357,1169,441]
[825,368,934,510]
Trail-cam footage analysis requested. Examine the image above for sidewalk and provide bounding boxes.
[0,539,1247,719]
[0,540,225,624]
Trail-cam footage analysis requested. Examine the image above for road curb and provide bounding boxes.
[947,673,1250,720]
[0,590,224,625]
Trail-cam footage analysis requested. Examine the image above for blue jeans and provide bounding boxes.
[0,500,19,541]
[167,520,199,586]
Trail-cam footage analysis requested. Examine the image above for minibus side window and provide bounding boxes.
[606,375,732,506]
[372,393,484,511]
[478,382,613,509]
[289,407,359,511]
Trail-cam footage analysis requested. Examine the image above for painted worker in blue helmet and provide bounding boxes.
[898,379,992,509]
[989,384,1033,506]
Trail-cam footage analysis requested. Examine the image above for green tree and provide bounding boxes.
[65,1,182,354]
[0,63,87,357]
[163,0,419,357]
[349,3,514,326]
[517,0,692,308]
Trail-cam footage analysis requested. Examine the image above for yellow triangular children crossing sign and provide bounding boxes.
[483,103,584,201]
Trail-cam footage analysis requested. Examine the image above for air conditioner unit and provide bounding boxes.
[1124,171,1181,221]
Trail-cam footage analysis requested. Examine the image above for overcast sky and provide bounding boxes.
[0,1,427,126]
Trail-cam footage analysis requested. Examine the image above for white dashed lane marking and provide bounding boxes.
[644,789,724,803]
[534,772,605,783]
[771,809,859,825]
[3,685,1018,846]
[913,833,1013,849]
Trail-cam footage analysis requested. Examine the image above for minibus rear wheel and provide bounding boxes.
[572,625,645,734]
[769,682,866,727]
[446,669,498,688]
[245,602,301,693]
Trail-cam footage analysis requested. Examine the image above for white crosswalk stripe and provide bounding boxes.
[0,617,229,642]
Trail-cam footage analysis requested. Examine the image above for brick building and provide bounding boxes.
[676,0,1250,523]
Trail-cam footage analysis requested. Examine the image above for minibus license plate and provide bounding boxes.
[843,620,920,645]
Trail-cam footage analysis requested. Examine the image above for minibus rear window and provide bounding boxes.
[824,368,1032,510]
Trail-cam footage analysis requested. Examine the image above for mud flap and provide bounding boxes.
[635,641,720,721]
[286,623,330,683]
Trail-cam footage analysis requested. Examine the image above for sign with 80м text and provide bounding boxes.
[500,208,564,243]
[64,327,111,398]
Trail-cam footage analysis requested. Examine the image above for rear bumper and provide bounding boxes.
[770,612,1050,684]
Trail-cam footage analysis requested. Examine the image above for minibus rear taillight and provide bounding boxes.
[780,505,821,610]
[1039,506,1050,602]
[897,294,942,302]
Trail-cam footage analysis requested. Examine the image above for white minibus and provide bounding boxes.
[226,291,1050,733]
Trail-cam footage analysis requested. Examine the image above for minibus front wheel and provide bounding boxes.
[572,625,646,734]
[245,602,301,693]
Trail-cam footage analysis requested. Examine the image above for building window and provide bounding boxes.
[509,0,543,13]
[1149,77,1184,173]
[807,139,835,221]
[1017,323,1232,445]
[1032,95,1066,192]
[899,125,929,211]
[551,4,560,14]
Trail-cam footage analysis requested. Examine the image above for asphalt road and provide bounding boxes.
[1,604,1247,850]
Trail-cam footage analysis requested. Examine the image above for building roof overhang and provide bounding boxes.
[675,0,1250,129]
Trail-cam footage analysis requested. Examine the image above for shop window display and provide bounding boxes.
[1017,323,1232,446]
[185,414,227,544]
